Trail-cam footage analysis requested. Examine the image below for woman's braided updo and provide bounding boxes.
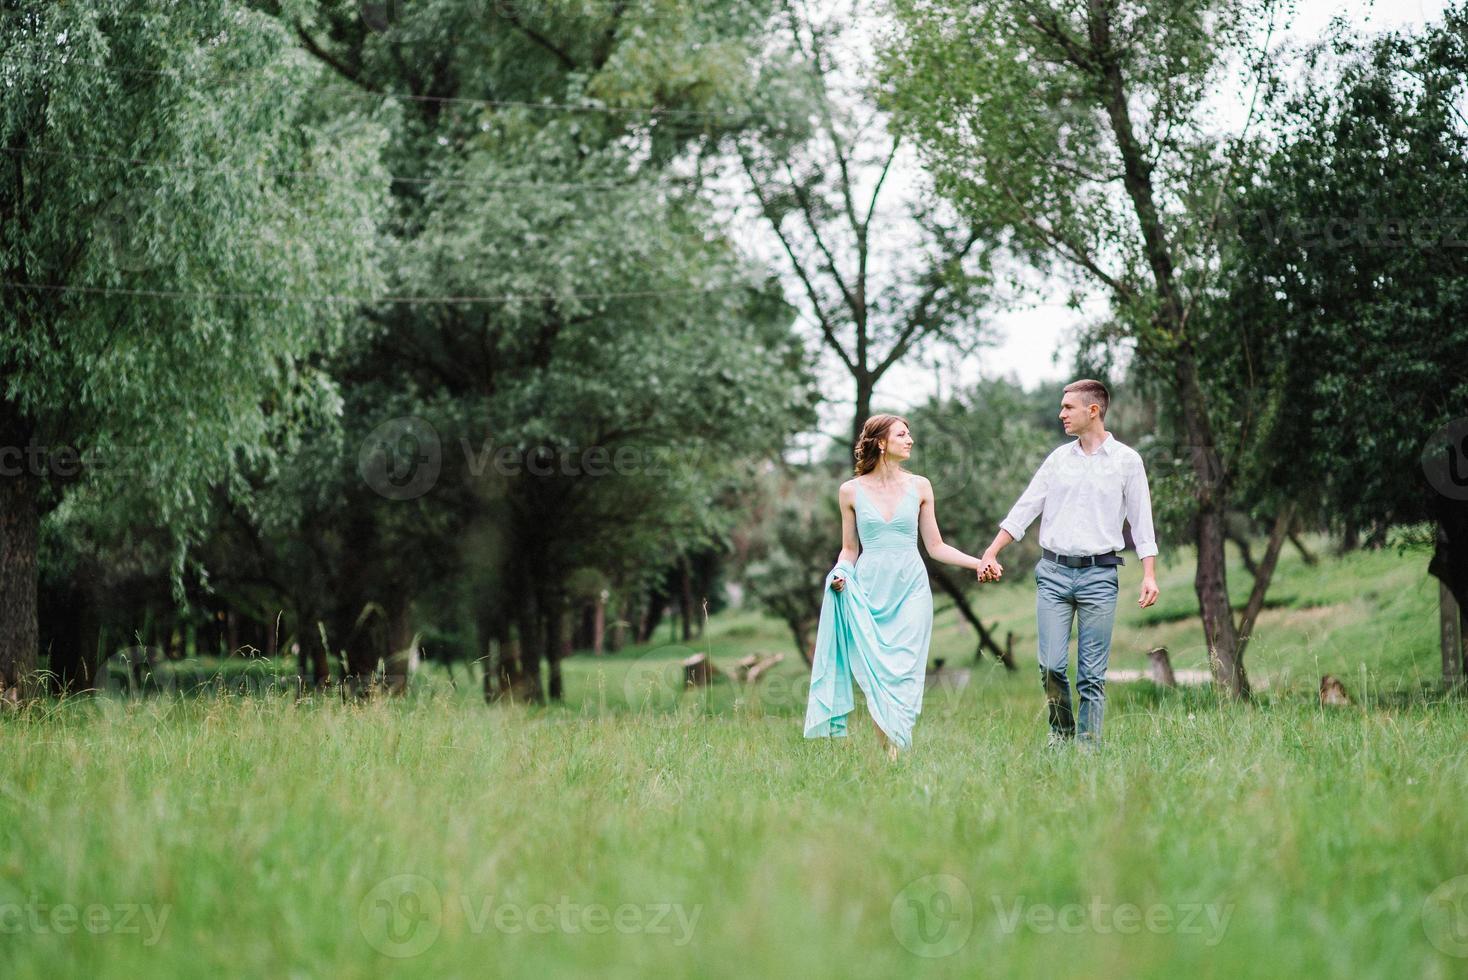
[853,414,910,476]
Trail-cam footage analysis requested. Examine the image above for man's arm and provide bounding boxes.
[1126,455,1160,608]
[977,529,1014,582]
[977,457,1050,581]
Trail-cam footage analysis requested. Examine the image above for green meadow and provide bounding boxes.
[2,540,1465,979]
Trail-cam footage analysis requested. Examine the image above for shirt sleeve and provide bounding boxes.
[1124,454,1159,560]
[998,454,1051,541]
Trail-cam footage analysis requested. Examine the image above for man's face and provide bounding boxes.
[1059,395,1097,434]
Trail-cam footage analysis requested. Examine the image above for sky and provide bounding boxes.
[758,0,1452,461]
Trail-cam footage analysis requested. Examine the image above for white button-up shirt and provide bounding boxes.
[999,432,1158,560]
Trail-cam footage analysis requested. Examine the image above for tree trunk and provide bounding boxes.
[1289,531,1317,565]
[851,374,875,455]
[790,618,813,667]
[497,599,545,704]
[1194,503,1249,698]
[609,597,628,652]
[384,594,416,695]
[678,555,694,643]
[639,589,667,644]
[1441,581,1465,690]
[42,572,101,695]
[546,604,566,701]
[1235,505,1296,660]
[591,592,606,656]
[0,433,39,701]
[1226,528,1259,579]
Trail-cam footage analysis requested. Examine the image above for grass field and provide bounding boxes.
[3,539,1466,978]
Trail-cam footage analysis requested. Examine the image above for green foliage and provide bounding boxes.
[1,0,389,588]
[1222,10,1468,529]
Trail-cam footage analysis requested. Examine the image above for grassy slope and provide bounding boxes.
[1,541,1464,979]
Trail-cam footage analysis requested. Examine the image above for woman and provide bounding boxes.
[803,414,987,759]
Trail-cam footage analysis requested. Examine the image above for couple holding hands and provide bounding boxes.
[803,379,1161,760]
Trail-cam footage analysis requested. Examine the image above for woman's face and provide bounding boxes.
[881,423,914,462]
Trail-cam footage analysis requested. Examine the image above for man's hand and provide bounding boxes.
[1138,575,1159,608]
[977,556,1003,583]
[831,574,845,593]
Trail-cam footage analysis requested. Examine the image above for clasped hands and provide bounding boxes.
[975,555,1003,583]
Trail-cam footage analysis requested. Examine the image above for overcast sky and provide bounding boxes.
[765,0,1451,460]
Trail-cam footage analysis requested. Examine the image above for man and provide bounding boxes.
[976,379,1160,749]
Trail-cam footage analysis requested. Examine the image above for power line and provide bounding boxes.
[2,48,800,126]
[0,145,704,195]
[0,279,762,307]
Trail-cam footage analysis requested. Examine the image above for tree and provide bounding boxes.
[880,0,1288,697]
[281,0,818,702]
[734,0,995,450]
[1223,10,1468,685]
[0,1,388,696]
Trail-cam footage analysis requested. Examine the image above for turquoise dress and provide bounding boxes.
[803,477,934,751]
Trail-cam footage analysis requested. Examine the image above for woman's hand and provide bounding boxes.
[830,574,845,593]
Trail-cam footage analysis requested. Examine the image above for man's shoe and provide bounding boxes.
[1076,734,1101,754]
[1046,731,1074,749]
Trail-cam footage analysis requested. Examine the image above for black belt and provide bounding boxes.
[1042,548,1124,568]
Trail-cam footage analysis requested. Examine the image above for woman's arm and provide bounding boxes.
[915,477,982,571]
[830,483,860,591]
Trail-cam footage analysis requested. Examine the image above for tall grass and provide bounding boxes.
[1,540,1464,978]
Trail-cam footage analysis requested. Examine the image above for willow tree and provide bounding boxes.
[0,1,387,695]
[880,0,1287,697]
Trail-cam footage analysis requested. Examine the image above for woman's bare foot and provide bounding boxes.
[886,742,899,762]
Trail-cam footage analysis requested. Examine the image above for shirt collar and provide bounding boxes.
[1070,432,1114,457]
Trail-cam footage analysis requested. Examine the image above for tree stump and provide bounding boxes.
[1319,674,1352,706]
[1147,646,1176,687]
[747,653,784,685]
[734,653,760,680]
[682,652,721,687]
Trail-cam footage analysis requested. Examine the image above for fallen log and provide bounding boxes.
[682,652,721,687]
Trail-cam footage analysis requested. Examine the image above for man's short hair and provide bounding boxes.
[1063,379,1110,419]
